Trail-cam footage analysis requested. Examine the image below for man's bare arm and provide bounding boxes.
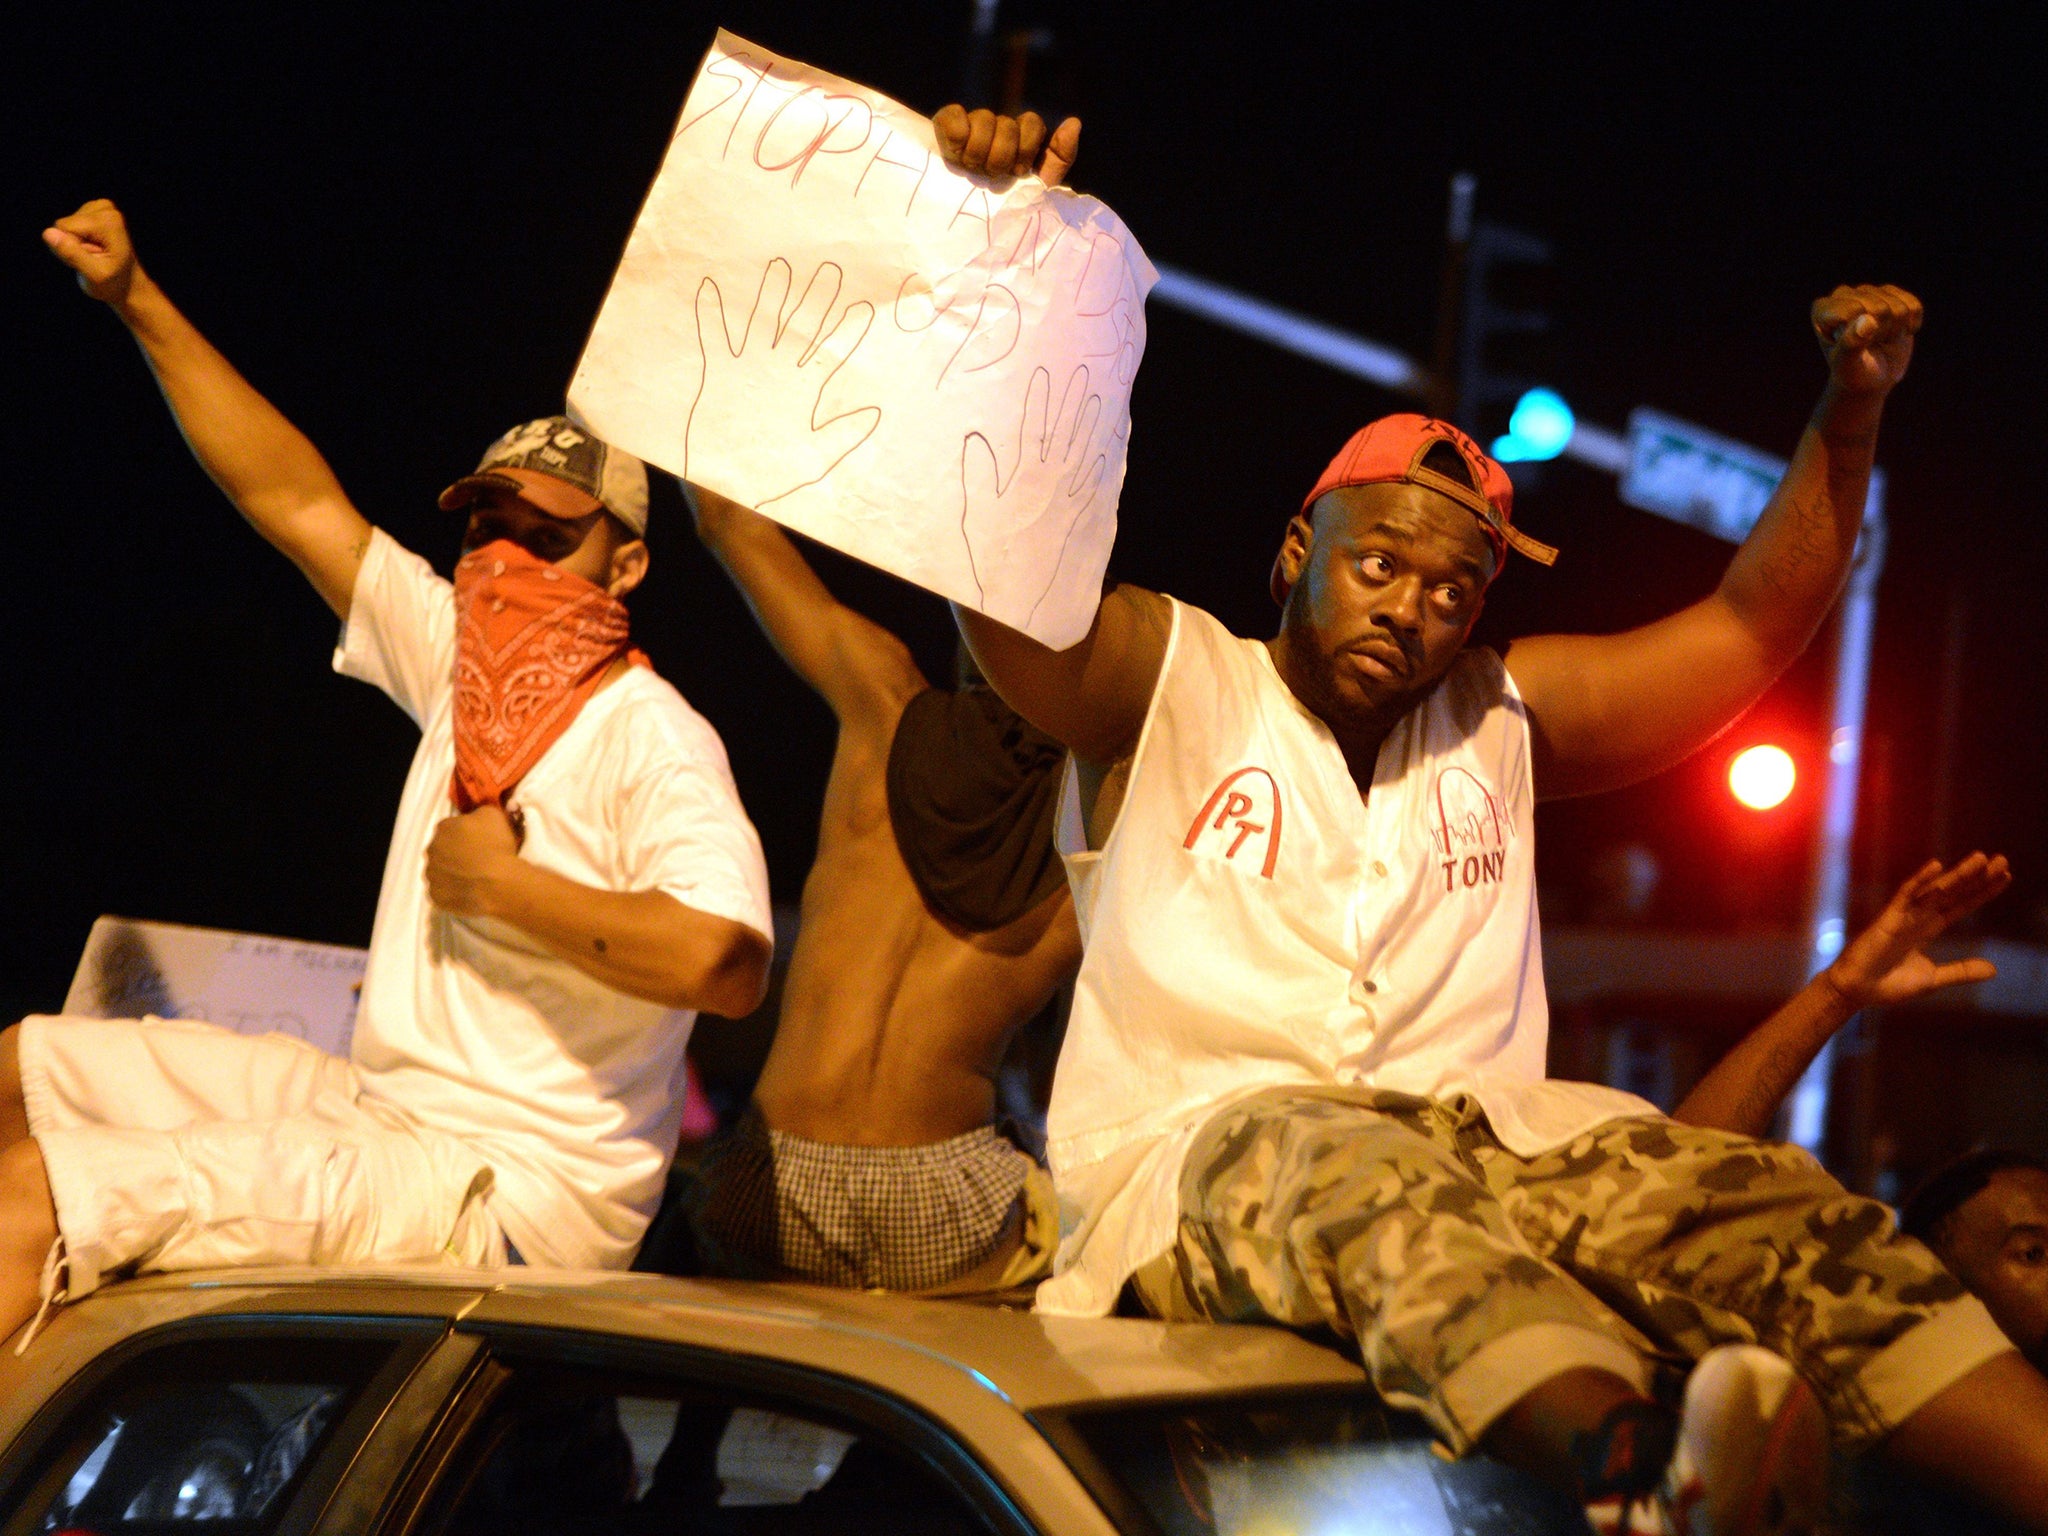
[953,587,1170,764]
[425,805,772,1016]
[1507,285,1921,799]
[929,104,1169,762]
[44,200,372,620]
[1674,854,2008,1137]
[685,483,925,729]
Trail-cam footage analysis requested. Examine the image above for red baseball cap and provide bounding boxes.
[1279,414,1558,601]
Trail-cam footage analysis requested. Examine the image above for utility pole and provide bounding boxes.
[962,0,1055,121]
[1426,173,1476,421]
[962,0,1000,104]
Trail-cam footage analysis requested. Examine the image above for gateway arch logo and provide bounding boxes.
[1431,766,1511,892]
[1183,767,1282,878]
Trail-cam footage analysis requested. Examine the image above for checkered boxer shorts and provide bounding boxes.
[674,1102,1039,1292]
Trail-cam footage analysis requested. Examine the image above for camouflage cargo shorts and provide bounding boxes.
[1132,1087,1986,1453]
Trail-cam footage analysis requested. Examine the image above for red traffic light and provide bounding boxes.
[1728,744,1796,810]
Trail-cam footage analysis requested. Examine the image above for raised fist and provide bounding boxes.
[43,198,143,307]
[1812,283,1922,398]
[933,105,1081,187]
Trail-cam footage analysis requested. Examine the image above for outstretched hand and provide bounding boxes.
[43,198,143,306]
[1812,283,1922,398]
[1826,852,2011,1007]
[933,106,1081,186]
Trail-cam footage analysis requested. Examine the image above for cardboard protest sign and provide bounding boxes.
[569,30,1155,649]
[64,917,365,1057]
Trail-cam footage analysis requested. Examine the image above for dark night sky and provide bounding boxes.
[8,3,2046,1022]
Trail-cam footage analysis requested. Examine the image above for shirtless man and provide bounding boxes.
[648,478,1080,1291]
[635,107,1088,1295]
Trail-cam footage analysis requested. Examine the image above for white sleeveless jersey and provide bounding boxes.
[1037,599,1654,1316]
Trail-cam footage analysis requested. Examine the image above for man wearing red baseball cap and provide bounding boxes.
[938,113,2048,1534]
[6,201,774,1342]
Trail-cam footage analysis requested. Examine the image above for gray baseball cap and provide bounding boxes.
[439,415,649,536]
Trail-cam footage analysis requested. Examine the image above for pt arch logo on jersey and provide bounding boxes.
[1431,766,1512,892]
[1184,767,1283,878]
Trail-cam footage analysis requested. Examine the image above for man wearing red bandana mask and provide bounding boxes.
[937,114,2048,1534]
[6,201,774,1345]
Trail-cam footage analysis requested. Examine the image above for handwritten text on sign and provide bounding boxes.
[568,30,1156,649]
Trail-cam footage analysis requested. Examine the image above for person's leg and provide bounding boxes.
[15,1014,358,1299]
[22,1014,346,1132]
[0,1138,60,1340]
[1135,1089,1659,1499]
[1482,1369,1665,1500]
[34,1103,498,1296]
[15,1015,499,1336]
[1490,1115,2048,1524]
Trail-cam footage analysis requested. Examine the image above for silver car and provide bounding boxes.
[0,1266,1582,1535]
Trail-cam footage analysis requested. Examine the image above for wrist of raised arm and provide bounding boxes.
[112,271,175,336]
[1815,964,1868,1014]
[1810,386,1884,456]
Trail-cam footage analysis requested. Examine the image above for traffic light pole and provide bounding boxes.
[962,0,1000,103]
[1785,495,1888,1155]
[1426,173,1476,421]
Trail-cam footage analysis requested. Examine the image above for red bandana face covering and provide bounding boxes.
[451,538,647,812]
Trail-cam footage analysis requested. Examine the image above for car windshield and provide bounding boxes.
[1053,1390,1582,1536]
[6,1334,393,1536]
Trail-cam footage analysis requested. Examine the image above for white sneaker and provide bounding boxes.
[1661,1345,1828,1536]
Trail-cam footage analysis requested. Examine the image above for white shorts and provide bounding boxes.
[20,1014,505,1296]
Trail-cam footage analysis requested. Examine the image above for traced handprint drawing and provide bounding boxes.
[958,364,1111,641]
[1025,409,1126,638]
[686,257,881,506]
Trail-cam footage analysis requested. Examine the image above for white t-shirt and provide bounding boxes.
[335,529,772,1270]
[1036,600,1653,1316]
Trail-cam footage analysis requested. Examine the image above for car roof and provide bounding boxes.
[0,1265,1366,1442]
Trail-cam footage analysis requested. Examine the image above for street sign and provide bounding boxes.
[1621,407,1787,543]
[1621,406,1885,549]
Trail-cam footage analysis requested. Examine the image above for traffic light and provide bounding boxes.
[1457,222,1563,464]
[1728,744,1797,811]
[1491,388,1575,463]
